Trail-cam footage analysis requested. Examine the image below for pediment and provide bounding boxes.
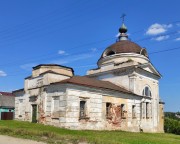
[138,63,161,77]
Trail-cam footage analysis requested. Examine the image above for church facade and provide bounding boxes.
[13,22,164,132]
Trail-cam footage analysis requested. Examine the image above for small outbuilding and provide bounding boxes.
[0,92,15,120]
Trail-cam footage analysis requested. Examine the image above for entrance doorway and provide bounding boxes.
[32,105,37,123]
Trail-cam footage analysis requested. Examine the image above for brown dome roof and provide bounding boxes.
[101,40,148,58]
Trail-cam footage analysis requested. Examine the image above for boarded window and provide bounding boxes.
[146,102,151,118]
[52,96,60,112]
[18,99,23,116]
[80,101,86,118]
[140,103,142,119]
[142,102,146,119]
[141,102,151,119]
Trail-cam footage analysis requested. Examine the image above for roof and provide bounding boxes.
[0,92,14,96]
[0,92,15,108]
[25,70,71,79]
[12,88,24,93]
[89,62,161,78]
[25,75,32,79]
[51,76,137,96]
[137,64,161,78]
[32,64,74,72]
[101,40,148,58]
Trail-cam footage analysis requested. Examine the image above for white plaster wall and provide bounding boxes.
[95,73,130,91]
[132,71,160,131]
[47,73,70,84]
[25,73,69,90]
[15,93,28,121]
[46,84,67,126]
[64,85,103,130]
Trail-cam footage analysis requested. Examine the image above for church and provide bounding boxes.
[13,21,164,132]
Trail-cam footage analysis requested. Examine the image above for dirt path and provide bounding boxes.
[0,135,45,144]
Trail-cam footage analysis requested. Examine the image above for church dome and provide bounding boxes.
[101,40,148,58]
[101,20,148,58]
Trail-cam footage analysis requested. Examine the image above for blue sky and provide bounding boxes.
[0,0,179,112]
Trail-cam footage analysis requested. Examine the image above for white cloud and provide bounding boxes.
[176,23,180,27]
[52,53,94,65]
[146,23,172,35]
[91,48,97,52]
[166,24,173,28]
[58,50,68,55]
[175,37,180,41]
[58,50,65,54]
[0,70,7,77]
[153,35,169,41]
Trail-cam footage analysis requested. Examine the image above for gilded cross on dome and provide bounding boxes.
[118,14,128,41]
[120,14,126,23]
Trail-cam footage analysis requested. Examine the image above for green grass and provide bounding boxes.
[0,120,179,144]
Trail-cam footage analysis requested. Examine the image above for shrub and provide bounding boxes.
[164,117,180,135]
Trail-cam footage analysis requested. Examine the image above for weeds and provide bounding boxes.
[0,120,179,144]
[0,127,13,133]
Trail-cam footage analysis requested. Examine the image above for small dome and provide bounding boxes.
[101,40,148,58]
[119,23,128,33]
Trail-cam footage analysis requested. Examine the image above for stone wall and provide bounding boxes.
[14,82,162,132]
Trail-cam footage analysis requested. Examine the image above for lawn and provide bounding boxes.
[0,120,179,144]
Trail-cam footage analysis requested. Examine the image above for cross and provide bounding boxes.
[120,14,126,23]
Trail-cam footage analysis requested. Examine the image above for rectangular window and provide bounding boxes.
[80,101,86,118]
[19,99,23,116]
[132,105,136,118]
[146,102,151,119]
[140,103,142,119]
[161,106,164,119]
[106,103,111,118]
[142,102,146,119]
[121,104,126,118]
[52,96,60,112]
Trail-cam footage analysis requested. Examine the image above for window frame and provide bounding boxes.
[51,96,60,113]
[121,104,126,119]
[106,102,112,119]
[142,86,152,97]
[79,99,89,120]
[18,99,23,117]
[132,105,136,119]
[146,102,152,119]
[79,100,86,119]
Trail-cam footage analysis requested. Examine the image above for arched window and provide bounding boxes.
[142,86,152,97]
[106,50,115,56]
[140,48,148,57]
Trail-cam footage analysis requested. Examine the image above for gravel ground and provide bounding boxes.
[0,135,45,144]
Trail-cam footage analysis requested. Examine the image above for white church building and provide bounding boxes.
[13,21,164,132]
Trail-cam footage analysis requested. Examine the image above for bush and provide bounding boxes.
[164,117,180,135]
[0,127,13,133]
